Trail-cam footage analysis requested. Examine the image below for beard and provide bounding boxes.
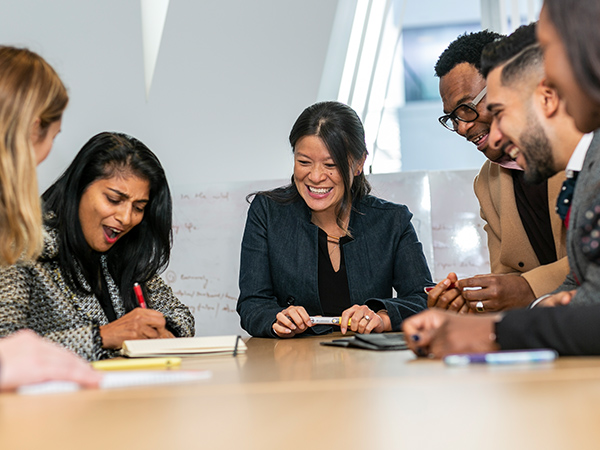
[519,118,557,184]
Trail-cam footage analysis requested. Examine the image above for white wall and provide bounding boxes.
[0,0,495,184]
[0,0,339,190]
[0,1,497,336]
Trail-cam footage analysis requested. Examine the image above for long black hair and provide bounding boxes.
[42,131,172,312]
[251,101,371,230]
[544,0,600,106]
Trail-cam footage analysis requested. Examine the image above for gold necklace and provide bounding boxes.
[326,234,341,244]
[326,234,343,256]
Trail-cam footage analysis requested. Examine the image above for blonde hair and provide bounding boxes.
[0,47,68,264]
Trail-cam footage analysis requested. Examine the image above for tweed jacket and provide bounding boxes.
[474,160,568,297]
[0,226,195,361]
[554,131,600,305]
[237,194,432,338]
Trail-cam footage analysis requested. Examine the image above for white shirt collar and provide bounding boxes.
[566,132,594,175]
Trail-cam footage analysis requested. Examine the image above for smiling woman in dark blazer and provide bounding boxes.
[237,101,432,338]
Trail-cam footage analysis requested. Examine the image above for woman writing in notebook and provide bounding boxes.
[0,46,101,390]
[237,101,432,338]
[0,131,195,361]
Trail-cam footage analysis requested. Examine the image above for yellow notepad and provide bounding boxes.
[120,335,246,357]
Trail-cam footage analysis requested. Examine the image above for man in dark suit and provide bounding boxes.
[403,23,600,357]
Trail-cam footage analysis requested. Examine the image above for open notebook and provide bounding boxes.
[120,335,247,357]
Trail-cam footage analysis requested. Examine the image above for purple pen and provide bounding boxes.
[444,349,558,366]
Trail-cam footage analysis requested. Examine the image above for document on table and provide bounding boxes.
[17,370,212,395]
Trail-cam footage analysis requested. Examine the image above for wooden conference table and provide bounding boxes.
[2,333,600,450]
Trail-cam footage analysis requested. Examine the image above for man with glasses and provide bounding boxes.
[428,30,568,313]
[403,22,599,358]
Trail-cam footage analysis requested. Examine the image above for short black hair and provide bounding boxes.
[480,22,538,78]
[435,30,504,78]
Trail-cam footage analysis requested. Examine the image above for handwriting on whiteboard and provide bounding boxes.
[178,192,230,201]
[181,300,238,318]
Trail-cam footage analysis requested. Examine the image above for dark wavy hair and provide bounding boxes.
[544,0,600,106]
[250,101,371,231]
[42,131,172,312]
[435,30,504,78]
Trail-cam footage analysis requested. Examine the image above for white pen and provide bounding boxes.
[309,316,351,326]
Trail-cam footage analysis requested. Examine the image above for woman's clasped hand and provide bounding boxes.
[273,304,389,338]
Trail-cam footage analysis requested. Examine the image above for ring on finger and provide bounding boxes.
[475,301,485,313]
[364,315,371,321]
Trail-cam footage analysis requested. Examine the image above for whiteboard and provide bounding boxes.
[168,170,490,337]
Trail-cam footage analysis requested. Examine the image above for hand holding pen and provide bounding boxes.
[97,283,173,349]
[338,304,388,335]
[456,273,536,312]
[274,304,390,337]
[402,309,501,358]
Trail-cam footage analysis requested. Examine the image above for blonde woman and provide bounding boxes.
[0,46,100,391]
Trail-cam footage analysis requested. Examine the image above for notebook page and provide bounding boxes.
[17,370,212,395]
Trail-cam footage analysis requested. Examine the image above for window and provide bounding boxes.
[329,0,541,173]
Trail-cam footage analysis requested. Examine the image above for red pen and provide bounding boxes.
[133,282,147,309]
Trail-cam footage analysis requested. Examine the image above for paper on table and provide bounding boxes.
[17,370,212,395]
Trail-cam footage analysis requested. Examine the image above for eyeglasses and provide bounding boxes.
[438,86,487,132]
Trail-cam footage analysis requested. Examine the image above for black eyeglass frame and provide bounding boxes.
[438,86,487,132]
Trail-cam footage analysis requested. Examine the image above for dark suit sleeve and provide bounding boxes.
[495,304,600,355]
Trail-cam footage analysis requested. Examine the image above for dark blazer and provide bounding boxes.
[237,194,432,337]
[554,131,600,305]
[496,304,600,355]
[495,131,600,356]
